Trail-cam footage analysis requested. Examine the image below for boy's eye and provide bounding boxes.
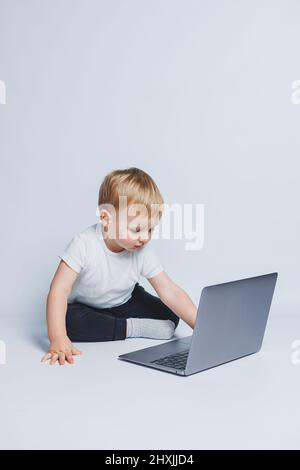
[133,227,152,233]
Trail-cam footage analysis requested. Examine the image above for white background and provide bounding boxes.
[0,0,299,449]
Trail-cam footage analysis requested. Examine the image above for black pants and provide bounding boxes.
[66,282,180,342]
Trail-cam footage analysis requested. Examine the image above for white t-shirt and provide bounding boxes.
[58,222,164,309]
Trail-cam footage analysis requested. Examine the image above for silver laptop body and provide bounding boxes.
[118,272,278,377]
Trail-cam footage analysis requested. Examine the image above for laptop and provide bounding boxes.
[118,272,278,376]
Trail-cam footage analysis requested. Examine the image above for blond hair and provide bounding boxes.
[98,167,164,219]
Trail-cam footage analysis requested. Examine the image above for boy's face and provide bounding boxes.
[100,206,160,252]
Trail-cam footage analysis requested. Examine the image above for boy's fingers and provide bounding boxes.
[58,352,65,365]
[41,348,81,364]
[66,352,74,363]
[50,353,58,365]
[41,353,52,362]
[71,348,82,355]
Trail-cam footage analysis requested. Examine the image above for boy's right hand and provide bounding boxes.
[41,336,82,365]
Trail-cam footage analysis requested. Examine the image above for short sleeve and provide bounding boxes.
[58,234,86,274]
[141,246,164,279]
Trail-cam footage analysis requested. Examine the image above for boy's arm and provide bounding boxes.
[147,271,198,329]
[42,260,82,365]
[46,260,77,340]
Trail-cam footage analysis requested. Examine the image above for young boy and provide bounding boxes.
[41,167,197,365]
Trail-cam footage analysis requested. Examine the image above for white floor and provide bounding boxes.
[1,304,300,450]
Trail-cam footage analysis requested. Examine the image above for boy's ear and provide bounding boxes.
[100,209,112,228]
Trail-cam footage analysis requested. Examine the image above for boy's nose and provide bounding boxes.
[139,233,149,243]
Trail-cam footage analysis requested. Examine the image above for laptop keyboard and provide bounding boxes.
[150,349,190,370]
